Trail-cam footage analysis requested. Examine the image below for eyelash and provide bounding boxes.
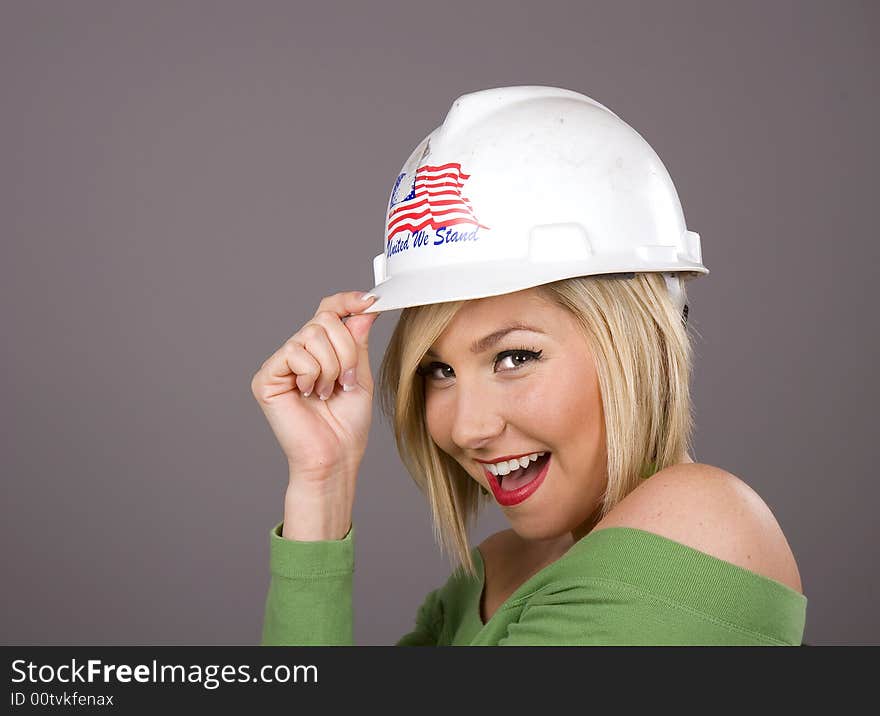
[416,347,544,381]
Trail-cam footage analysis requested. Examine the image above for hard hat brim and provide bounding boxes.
[359,258,707,314]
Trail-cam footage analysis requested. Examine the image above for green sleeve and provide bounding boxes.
[395,588,444,646]
[260,521,355,646]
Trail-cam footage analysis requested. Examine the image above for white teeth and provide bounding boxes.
[485,451,546,477]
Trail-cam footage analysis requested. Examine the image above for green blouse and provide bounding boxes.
[261,521,806,646]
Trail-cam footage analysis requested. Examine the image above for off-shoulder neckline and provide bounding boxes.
[471,525,806,628]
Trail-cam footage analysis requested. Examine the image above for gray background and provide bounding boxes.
[2,1,876,646]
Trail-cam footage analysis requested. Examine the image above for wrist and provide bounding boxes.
[282,481,353,541]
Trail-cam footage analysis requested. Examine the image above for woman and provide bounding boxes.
[253,86,807,645]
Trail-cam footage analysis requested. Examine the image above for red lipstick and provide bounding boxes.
[483,454,551,507]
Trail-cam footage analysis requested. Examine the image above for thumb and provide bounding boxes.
[344,311,381,388]
[345,310,380,348]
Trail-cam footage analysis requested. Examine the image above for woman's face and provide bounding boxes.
[420,287,608,542]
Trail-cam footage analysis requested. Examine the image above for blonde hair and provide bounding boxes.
[376,272,696,579]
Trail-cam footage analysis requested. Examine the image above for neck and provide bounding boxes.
[570,502,605,544]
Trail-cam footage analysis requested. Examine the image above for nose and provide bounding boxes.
[449,379,506,452]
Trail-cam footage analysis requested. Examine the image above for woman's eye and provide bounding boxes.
[417,349,543,381]
[418,363,454,381]
[495,350,542,371]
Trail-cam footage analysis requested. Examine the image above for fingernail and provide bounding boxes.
[361,292,377,301]
[341,367,356,391]
[302,390,311,398]
[319,392,329,401]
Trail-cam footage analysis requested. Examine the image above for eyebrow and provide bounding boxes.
[425,323,547,358]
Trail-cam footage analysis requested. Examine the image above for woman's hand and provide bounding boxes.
[251,291,380,492]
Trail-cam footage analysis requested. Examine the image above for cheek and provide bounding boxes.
[522,358,604,441]
[424,395,452,450]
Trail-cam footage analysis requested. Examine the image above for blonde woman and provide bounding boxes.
[253,87,807,646]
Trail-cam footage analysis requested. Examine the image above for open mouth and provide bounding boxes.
[494,452,551,492]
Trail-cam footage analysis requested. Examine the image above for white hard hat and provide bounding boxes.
[360,85,707,315]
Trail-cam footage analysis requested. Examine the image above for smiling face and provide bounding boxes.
[418,287,608,542]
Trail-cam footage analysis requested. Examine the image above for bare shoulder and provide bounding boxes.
[592,463,804,594]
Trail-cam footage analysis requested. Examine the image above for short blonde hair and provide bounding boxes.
[376,272,696,578]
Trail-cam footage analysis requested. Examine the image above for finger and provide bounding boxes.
[292,322,340,400]
[309,310,359,391]
[254,342,320,400]
[342,310,380,349]
[316,290,378,320]
[340,311,380,392]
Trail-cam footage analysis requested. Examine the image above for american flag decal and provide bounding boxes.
[387,162,489,240]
